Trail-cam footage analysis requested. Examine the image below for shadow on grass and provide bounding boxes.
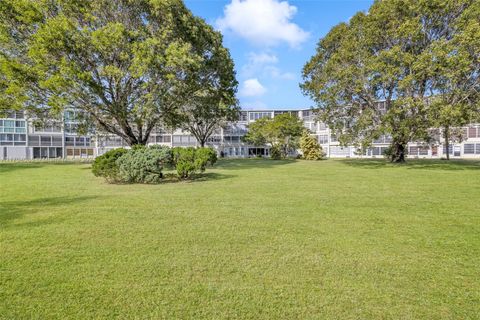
[157,171,236,184]
[214,158,297,170]
[340,158,480,171]
[0,162,46,174]
[0,196,99,228]
[0,162,88,174]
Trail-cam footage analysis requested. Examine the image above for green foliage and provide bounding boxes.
[300,131,324,160]
[270,145,282,160]
[116,145,171,184]
[243,114,304,159]
[301,0,480,163]
[91,148,128,182]
[0,0,237,145]
[171,147,217,179]
[194,147,218,172]
[172,147,197,179]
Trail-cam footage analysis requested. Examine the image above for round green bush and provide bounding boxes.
[116,145,171,184]
[195,147,218,172]
[171,147,197,179]
[91,148,128,182]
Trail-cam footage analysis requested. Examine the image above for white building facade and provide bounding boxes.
[1,109,480,160]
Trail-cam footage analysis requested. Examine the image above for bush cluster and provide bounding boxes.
[91,148,128,182]
[117,145,171,184]
[92,146,217,183]
[172,147,217,179]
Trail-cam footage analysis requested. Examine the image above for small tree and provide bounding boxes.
[243,114,304,159]
[300,131,324,160]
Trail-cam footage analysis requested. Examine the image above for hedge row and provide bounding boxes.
[92,146,217,183]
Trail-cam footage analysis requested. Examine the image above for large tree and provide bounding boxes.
[162,27,240,147]
[0,0,237,146]
[243,113,304,159]
[301,0,479,162]
[427,1,480,159]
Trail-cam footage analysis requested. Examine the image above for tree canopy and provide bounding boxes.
[243,113,304,159]
[0,0,238,146]
[301,0,480,162]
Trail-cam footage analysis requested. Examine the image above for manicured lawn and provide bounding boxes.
[1,159,479,319]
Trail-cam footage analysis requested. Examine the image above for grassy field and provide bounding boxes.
[1,159,479,319]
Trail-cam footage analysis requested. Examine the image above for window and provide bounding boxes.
[33,147,63,159]
[156,135,171,143]
[443,145,453,155]
[419,147,428,156]
[52,136,63,146]
[0,133,21,145]
[65,137,75,146]
[410,146,429,156]
[318,135,329,144]
[13,134,26,142]
[468,127,478,138]
[75,137,85,146]
[40,136,52,146]
[330,146,350,156]
[249,112,271,121]
[464,144,475,154]
[239,112,248,122]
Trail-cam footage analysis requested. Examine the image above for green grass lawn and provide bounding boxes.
[1,159,480,319]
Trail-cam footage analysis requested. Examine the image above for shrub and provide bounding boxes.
[116,145,171,183]
[172,147,197,179]
[195,147,217,172]
[91,148,128,182]
[270,145,282,160]
[171,147,218,179]
[300,131,325,160]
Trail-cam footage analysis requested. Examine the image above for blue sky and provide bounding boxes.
[184,0,373,110]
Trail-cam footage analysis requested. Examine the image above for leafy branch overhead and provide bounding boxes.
[0,0,238,146]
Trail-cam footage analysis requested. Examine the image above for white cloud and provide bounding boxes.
[242,52,278,77]
[242,51,297,80]
[248,52,278,64]
[264,66,296,80]
[241,78,267,97]
[216,0,309,48]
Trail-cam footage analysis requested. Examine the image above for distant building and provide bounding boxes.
[1,108,479,160]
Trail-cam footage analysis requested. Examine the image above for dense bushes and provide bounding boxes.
[93,146,218,183]
[117,145,171,183]
[194,147,217,171]
[91,148,128,182]
[172,147,217,179]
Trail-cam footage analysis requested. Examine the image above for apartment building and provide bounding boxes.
[1,109,480,160]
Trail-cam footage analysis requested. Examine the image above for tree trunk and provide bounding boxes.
[391,142,406,163]
[444,126,450,160]
[199,139,206,148]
